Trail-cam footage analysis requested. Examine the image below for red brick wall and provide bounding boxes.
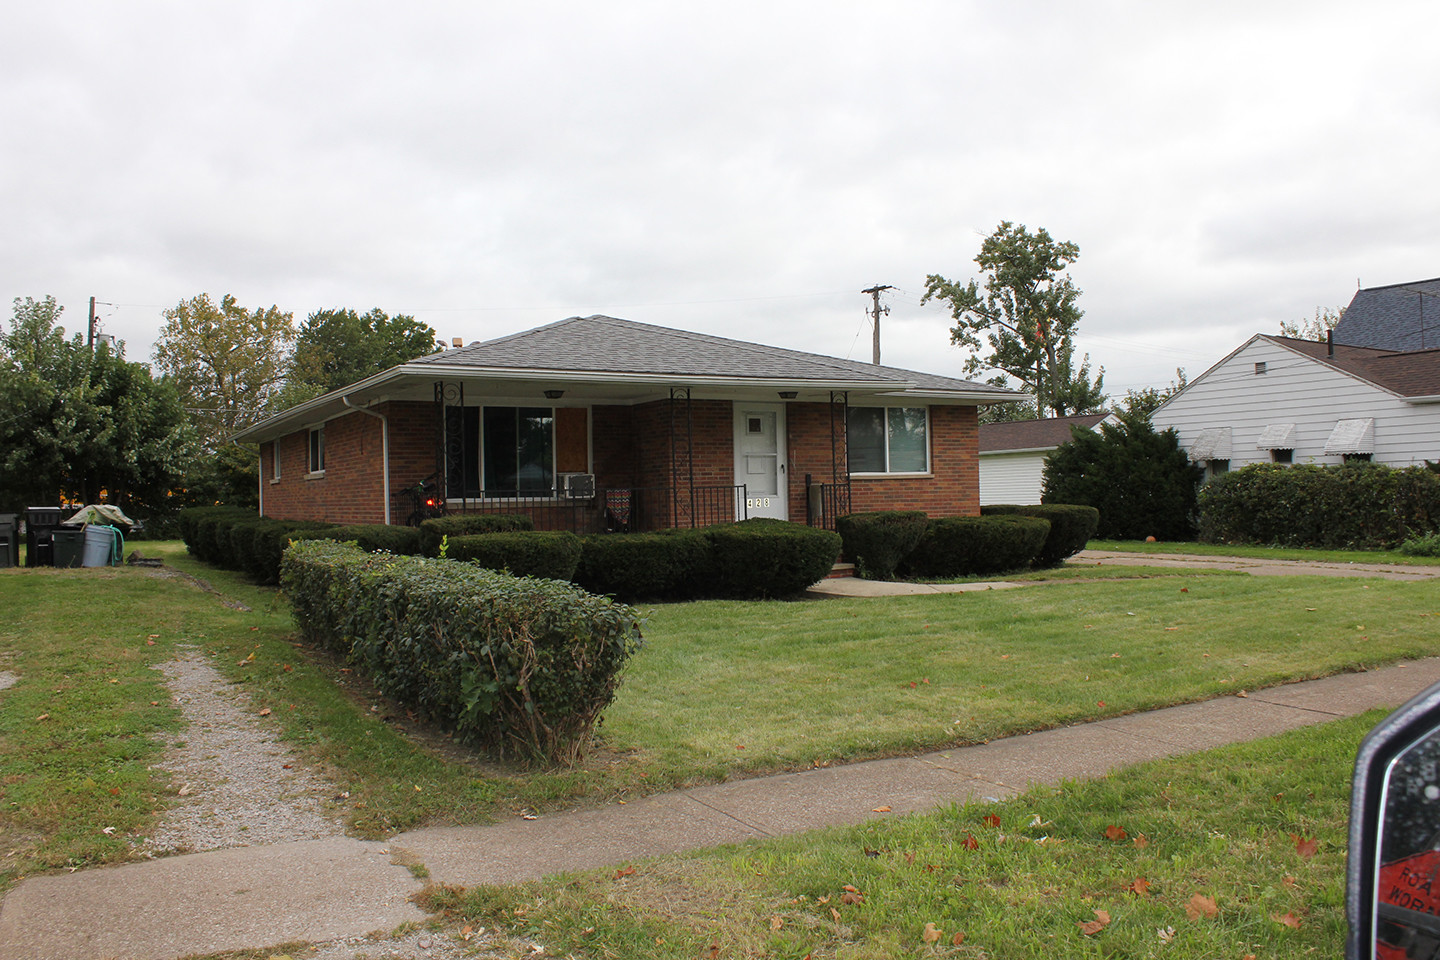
[591,405,636,488]
[261,411,386,523]
[784,401,847,521]
[848,404,979,517]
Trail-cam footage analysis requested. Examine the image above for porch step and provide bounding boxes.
[825,562,856,579]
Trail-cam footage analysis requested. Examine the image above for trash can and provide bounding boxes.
[0,513,16,568]
[82,525,122,567]
[25,506,65,567]
[51,524,86,568]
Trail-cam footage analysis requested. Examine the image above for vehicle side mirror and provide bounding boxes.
[1349,680,1440,959]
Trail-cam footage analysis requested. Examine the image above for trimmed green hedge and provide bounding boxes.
[708,518,842,599]
[575,530,715,601]
[447,531,583,581]
[835,511,929,580]
[310,523,426,557]
[1197,463,1440,549]
[981,503,1099,567]
[280,540,643,763]
[419,513,534,556]
[178,505,253,564]
[899,515,1051,578]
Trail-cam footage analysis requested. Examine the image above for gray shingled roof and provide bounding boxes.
[1333,278,1440,352]
[414,315,1013,395]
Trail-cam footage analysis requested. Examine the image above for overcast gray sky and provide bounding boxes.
[5,1,1437,397]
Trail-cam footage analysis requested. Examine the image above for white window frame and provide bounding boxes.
[846,405,931,476]
[270,440,282,482]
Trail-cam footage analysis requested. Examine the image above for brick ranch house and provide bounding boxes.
[231,316,1019,531]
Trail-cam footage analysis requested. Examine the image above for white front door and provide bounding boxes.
[734,403,787,520]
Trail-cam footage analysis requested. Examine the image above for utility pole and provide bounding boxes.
[87,296,97,350]
[861,284,893,365]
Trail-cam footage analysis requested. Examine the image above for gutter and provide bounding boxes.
[341,396,391,525]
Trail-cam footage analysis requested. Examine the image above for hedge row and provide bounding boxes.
[280,540,642,763]
[832,506,1097,580]
[1197,463,1440,549]
[177,507,841,600]
[898,515,1052,578]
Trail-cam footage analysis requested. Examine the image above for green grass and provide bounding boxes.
[433,711,1370,959]
[1089,539,1440,566]
[3,542,1438,898]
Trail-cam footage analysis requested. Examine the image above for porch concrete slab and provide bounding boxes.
[393,790,767,886]
[805,579,1024,598]
[1244,659,1440,715]
[0,838,422,960]
[680,757,1014,835]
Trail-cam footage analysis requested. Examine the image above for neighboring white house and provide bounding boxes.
[1152,334,1440,476]
[978,413,1112,504]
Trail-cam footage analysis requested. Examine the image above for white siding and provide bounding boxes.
[1153,338,1440,468]
[979,451,1046,505]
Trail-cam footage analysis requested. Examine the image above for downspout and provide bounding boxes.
[341,396,391,525]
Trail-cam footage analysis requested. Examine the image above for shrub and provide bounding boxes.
[982,503,1099,567]
[279,540,643,763]
[447,531,583,581]
[575,530,714,601]
[196,508,256,566]
[707,518,841,599]
[178,505,252,562]
[311,523,426,557]
[899,515,1051,578]
[835,511,929,580]
[249,520,335,583]
[418,514,534,556]
[1198,463,1440,549]
[1042,411,1203,541]
[1400,532,1440,557]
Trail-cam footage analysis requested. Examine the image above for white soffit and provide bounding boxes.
[1190,426,1232,461]
[1324,418,1375,455]
[1255,422,1296,449]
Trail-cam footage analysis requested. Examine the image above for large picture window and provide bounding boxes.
[847,406,929,474]
[446,406,555,497]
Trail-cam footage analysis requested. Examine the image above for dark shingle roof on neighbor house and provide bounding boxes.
[1272,335,1440,398]
[414,316,1017,396]
[1334,277,1440,352]
[978,413,1110,453]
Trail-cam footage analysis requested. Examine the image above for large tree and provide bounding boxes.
[151,293,295,442]
[0,296,196,513]
[923,221,1107,418]
[280,307,438,406]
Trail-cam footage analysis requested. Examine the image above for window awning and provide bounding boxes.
[1255,423,1296,449]
[1189,427,1232,461]
[1324,418,1375,455]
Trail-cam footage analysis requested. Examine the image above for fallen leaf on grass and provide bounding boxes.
[921,922,942,943]
[1236,690,1249,698]
[1290,834,1319,859]
[872,806,892,813]
[1157,925,1176,943]
[983,814,1002,828]
[613,866,636,880]
[952,931,966,945]
[36,713,49,721]
[1133,833,1150,849]
[1128,877,1152,896]
[1105,824,1128,841]
[1077,909,1111,935]
[1274,911,1302,929]
[770,916,783,930]
[830,907,841,923]
[258,707,271,716]
[1186,893,1218,920]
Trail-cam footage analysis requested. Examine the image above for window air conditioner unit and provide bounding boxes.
[560,473,595,498]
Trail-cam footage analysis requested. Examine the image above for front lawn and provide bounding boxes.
[2,542,1437,894]
[441,711,1369,959]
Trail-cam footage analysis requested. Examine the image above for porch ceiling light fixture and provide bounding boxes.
[544,389,565,399]
[778,390,798,399]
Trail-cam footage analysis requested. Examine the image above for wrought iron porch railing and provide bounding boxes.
[805,474,851,530]
[423,484,749,534]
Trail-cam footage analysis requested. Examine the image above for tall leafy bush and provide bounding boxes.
[981,503,1099,567]
[835,511,929,580]
[898,515,1050,578]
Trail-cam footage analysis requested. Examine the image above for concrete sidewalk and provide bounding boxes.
[5,659,1439,960]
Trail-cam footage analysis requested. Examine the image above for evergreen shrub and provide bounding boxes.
[1042,412,1203,540]
[419,513,534,555]
[447,531,584,581]
[707,518,841,598]
[899,515,1051,578]
[1198,463,1440,549]
[576,530,714,601]
[981,503,1099,566]
[178,505,252,562]
[312,523,426,557]
[249,520,335,583]
[279,540,643,763]
[835,511,929,580]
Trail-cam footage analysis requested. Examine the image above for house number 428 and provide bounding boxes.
[747,497,771,509]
